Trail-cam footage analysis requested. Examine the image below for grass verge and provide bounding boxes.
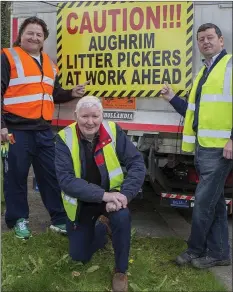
[2,231,227,291]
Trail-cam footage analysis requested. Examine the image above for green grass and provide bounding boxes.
[2,231,227,292]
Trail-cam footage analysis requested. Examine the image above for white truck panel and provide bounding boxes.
[12,1,57,15]
[192,2,232,76]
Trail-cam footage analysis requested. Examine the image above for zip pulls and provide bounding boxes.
[38,55,45,118]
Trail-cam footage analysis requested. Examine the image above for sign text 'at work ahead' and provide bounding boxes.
[57,1,193,97]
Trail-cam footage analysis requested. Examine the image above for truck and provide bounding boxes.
[10,1,233,213]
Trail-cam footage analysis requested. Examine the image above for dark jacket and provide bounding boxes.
[1,51,74,130]
[55,123,146,204]
[169,49,233,140]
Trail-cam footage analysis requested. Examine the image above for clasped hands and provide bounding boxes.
[103,192,128,213]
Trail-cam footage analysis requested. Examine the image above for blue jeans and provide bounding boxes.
[187,143,233,260]
[4,129,67,228]
[67,202,131,273]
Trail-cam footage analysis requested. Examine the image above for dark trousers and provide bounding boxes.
[4,129,67,228]
[187,143,233,260]
[67,202,131,273]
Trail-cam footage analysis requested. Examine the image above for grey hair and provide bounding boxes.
[75,96,103,117]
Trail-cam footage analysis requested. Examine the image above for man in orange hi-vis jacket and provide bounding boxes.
[1,16,89,239]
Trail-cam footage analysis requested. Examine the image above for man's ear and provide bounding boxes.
[219,35,224,48]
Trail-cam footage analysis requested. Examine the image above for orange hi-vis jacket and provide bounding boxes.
[2,46,58,121]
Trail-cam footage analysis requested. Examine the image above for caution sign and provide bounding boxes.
[57,1,193,98]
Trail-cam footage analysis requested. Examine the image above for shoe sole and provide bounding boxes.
[192,260,231,269]
[49,225,67,234]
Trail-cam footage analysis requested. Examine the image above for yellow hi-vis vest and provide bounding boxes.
[182,54,232,152]
[58,120,124,221]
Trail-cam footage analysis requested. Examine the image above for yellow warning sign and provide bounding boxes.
[57,1,193,97]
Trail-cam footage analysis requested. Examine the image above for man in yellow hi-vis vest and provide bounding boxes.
[55,96,146,292]
[161,23,232,269]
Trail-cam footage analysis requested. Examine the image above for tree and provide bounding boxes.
[1,1,11,48]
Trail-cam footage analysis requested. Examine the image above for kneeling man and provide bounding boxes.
[55,96,146,292]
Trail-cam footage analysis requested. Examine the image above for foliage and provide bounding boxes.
[1,2,11,48]
[2,231,227,292]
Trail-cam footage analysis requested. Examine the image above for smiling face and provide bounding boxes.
[20,23,45,55]
[197,28,224,59]
[77,105,103,140]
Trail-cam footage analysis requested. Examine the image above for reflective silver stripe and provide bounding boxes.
[8,49,56,85]
[102,120,117,151]
[8,48,25,78]
[102,120,115,144]
[201,57,232,103]
[43,76,54,86]
[202,94,232,103]
[188,103,195,111]
[223,57,232,96]
[44,94,53,102]
[64,127,73,153]
[9,75,54,86]
[102,121,123,179]
[4,93,53,105]
[9,76,41,86]
[183,135,196,143]
[63,194,77,206]
[109,167,123,179]
[198,129,231,139]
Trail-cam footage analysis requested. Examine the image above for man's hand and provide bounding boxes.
[71,80,90,98]
[106,202,117,213]
[160,83,175,101]
[112,192,128,208]
[223,139,233,160]
[103,192,128,210]
[1,128,9,143]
